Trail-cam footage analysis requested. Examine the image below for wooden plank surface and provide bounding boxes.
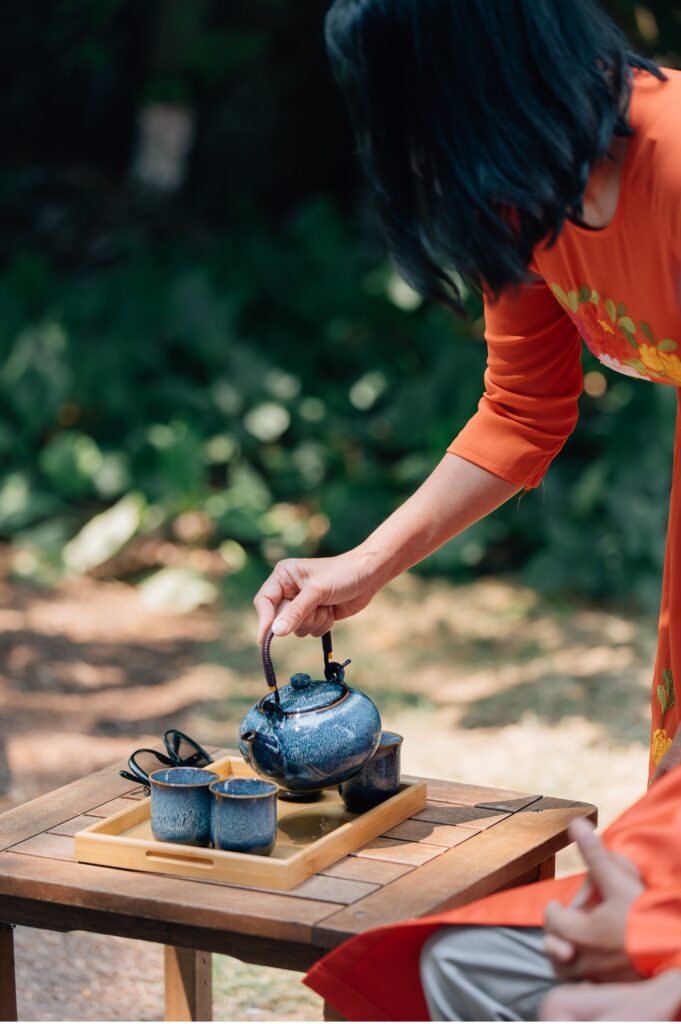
[0,762,136,850]
[382,819,478,849]
[319,857,414,885]
[0,923,17,1022]
[407,777,540,807]
[9,834,76,862]
[164,947,212,1022]
[48,815,102,838]
[87,797,142,818]
[353,837,443,866]
[412,803,510,830]
[313,797,596,946]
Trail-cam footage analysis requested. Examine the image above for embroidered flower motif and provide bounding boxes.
[550,281,681,386]
[638,344,681,385]
[651,728,673,765]
[596,353,651,381]
[652,669,676,765]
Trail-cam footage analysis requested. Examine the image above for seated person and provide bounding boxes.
[305,753,681,1021]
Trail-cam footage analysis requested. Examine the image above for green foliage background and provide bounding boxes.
[0,1,679,610]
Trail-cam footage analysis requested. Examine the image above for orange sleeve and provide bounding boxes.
[447,280,583,489]
[627,889,681,976]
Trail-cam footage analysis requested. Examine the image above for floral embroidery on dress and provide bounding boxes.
[651,668,676,765]
[550,282,681,386]
[596,352,651,380]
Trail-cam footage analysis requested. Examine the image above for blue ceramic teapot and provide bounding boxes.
[239,630,381,796]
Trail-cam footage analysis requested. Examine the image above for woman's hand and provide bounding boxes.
[253,549,386,643]
[543,818,644,983]
[540,971,681,1022]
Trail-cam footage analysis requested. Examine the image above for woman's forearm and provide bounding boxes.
[254,452,520,639]
[355,453,520,588]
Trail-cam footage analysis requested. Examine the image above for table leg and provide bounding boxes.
[164,946,212,1022]
[539,855,556,880]
[323,1000,346,1021]
[0,924,17,1022]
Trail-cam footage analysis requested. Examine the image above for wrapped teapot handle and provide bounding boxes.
[261,628,351,694]
[321,632,352,682]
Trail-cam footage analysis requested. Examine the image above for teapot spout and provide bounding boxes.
[239,729,284,777]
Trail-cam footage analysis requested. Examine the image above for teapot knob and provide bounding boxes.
[290,672,313,689]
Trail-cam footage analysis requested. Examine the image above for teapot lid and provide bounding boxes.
[261,673,347,715]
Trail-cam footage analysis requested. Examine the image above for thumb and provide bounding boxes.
[271,587,321,636]
[568,818,621,897]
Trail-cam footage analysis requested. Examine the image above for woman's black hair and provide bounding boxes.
[325,0,665,311]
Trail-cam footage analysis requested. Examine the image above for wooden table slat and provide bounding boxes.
[404,777,537,807]
[48,815,102,838]
[10,834,76,863]
[87,797,145,818]
[353,837,444,866]
[382,820,478,849]
[319,857,414,885]
[0,762,139,850]
[412,803,510,830]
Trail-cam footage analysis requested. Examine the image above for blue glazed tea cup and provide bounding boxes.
[210,777,278,856]
[339,731,403,813]
[150,766,219,847]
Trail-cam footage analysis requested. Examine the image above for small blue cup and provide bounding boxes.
[339,731,403,813]
[210,777,278,856]
[150,766,219,847]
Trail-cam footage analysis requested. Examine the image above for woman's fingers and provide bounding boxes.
[272,585,324,636]
[254,560,321,641]
[307,606,333,638]
[544,932,577,964]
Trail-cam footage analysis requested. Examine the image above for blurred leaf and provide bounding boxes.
[138,566,218,613]
[63,493,145,573]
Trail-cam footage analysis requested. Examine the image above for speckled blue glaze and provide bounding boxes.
[339,731,403,812]
[150,767,219,847]
[239,675,382,793]
[210,778,278,855]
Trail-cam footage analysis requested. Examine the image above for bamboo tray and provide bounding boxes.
[75,754,427,891]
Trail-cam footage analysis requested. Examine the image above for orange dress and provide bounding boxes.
[305,68,681,1018]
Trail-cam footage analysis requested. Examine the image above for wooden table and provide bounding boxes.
[0,751,596,1022]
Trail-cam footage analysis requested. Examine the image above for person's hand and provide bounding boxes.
[253,549,386,643]
[543,818,644,983]
[652,727,681,782]
[540,970,681,1021]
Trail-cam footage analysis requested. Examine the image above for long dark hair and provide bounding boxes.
[325,0,665,311]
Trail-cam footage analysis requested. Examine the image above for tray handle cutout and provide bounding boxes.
[145,849,215,870]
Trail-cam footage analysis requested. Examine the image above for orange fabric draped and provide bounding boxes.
[305,768,681,1020]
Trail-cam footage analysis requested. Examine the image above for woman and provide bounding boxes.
[254,0,681,781]
[252,2,681,1016]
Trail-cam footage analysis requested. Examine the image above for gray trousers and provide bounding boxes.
[420,926,559,1021]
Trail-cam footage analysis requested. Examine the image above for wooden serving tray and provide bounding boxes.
[75,755,427,891]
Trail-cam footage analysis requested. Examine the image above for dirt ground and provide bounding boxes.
[0,556,655,1020]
